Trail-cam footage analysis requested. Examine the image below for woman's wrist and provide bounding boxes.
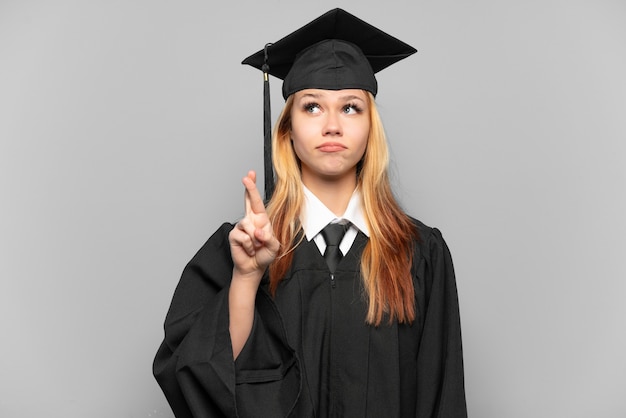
[229,270,261,359]
[229,269,261,309]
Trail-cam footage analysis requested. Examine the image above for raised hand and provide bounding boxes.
[229,171,280,281]
[228,171,279,358]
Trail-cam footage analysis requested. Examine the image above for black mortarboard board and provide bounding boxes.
[242,8,417,200]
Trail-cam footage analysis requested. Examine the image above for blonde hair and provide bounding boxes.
[267,92,418,325]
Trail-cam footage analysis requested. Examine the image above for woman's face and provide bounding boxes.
[290,89,370,185]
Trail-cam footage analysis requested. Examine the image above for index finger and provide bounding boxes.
[242,171,266,215]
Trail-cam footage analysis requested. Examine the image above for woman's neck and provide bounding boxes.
[302,171,357,216]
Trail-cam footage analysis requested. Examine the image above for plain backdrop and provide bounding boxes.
[1,0,625,417]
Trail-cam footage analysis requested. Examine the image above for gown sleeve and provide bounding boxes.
[152,223,300,418]
[415,227,468,418]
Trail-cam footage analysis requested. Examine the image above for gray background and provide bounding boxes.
[1,0,625,417]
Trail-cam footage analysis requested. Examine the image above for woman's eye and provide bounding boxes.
[304,103,321,113]
[343,104,361,114]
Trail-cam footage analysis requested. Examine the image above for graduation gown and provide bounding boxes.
[153,219,467,417]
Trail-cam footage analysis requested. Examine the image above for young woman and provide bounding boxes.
[154,9,467,418]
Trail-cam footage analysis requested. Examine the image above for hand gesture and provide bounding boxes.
[229,171,280,281]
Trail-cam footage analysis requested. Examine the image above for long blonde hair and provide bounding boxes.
[267,92,418,325]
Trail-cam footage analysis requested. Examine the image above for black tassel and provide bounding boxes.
[262,43,274,202]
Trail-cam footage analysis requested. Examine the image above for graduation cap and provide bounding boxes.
[242,8,417,200]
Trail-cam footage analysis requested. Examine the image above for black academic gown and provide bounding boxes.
[153,219,467,417]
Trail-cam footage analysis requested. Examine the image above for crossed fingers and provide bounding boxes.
[243,171,266,217]
[234,171,275,258]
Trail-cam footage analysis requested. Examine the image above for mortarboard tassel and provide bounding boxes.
[262,43,274,202]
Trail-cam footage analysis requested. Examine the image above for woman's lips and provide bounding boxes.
[317,142,346,152]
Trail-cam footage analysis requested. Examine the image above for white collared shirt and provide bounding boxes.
[300,185,370,256]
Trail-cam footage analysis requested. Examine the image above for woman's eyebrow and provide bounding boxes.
[300,93,321,100]
[297,93,365,103]
[339,94,365,102]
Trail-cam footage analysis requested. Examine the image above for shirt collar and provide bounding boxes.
[301,184,370,240]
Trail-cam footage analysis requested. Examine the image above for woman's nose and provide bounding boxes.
[323,112,342,136]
